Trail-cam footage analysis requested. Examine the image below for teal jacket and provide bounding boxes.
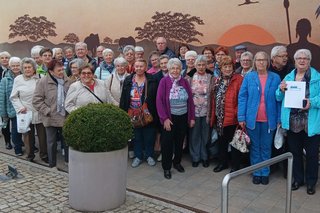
[0,71,18,118]
[275,67,320,136]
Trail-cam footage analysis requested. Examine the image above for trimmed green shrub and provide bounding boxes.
[63,103,133,152]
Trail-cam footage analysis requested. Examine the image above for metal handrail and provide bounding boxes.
[221,152,293,213]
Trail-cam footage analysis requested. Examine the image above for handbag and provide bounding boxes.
[17,111,33,133]
[230,125,250,153]
[274,126,286,149]
[128,80,153,128]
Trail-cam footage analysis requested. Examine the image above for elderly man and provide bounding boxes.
[269,45,294,80]
[155,37,175,58]
[95,45,106,66]
[234,45,247,69]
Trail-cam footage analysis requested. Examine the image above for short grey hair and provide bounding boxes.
[185,50,198,59]
[294,49,312,62]
[167,58,182,70]
[31,45,44,57]
[21,57,37,72]
[69,58,86,69]
[52,47,62,57]
[114,57,128,66]
[0,51,11,58]
[102,48,114,57]
[240,51,253,61]
[135,46,144,52]
[75,42,88,50]
[123,45,135,54]
[195,55,208,66]
[9,57,21,66]
[159,54,169,61]
[270,46,287,59]
[253,51,270,70]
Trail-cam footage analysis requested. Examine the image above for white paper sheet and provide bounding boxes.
[284,81,306,109]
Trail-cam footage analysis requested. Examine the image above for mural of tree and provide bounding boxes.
[103,36,113,44]
[9,14,57,41]
[63,33,80,43]
[135,11,204,44]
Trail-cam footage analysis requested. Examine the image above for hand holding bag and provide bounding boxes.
[230,125,250,153]
[17,111,33,133]
[274,126,286,149]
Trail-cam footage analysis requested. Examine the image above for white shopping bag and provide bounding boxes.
[17,111,32,133]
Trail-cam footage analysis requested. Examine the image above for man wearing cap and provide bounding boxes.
[234,45,247,69]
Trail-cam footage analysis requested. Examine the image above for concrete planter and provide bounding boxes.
[68,146,128,212]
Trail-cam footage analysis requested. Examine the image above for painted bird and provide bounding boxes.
[238,0,259,6]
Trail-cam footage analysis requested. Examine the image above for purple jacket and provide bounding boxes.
[156,76,195,124]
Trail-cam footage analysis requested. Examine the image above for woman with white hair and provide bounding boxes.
[0,57,23,154]
[52,48,63,63]
[105,57,129,106]
[181,50,197,77]
[235,51,254,77]
[276,49,320,195]
[11,57,48,162]
[123,45,135,73]
[156,58,195,179]
[0,51,11,79]
[94,48,115,80]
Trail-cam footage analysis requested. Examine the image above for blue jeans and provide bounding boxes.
[247,122,275,177]
[133,126,156,160]
[11,117,23,154]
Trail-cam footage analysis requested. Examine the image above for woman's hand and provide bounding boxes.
[239,121,246,129]
[302,98,310,110]
[19,107,27,114]
[279,80,287,93]
[189,119,195,128]
[163,119,173,131]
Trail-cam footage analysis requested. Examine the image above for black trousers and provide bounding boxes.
[161,114,188,170]
[287,130,320,186]
[217,125,236,167]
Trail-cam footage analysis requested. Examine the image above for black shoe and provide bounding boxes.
[307,185,316,195]
[261,176,269,185]
[34,147,39,153]
[5,143,13,150]
[164,170,171,179]
[202,160,209,168]
[27,156,35,162]
[41,157,49,163]
[192,161,199,167]
[213,164,228,173]
[252,176,261,184]
[173,164,185,173]
[292,182,304,191]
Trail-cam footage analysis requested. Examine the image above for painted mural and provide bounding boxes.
[1,0,320,69]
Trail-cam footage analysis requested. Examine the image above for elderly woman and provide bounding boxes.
[33,59,72,168]
[202,47,215,71]
[208,56,243,173]
[156,58,195,179]
[120,59,158,168]
[276,49,320,195]
[213,46,229,77]
[181,50,197,77]
[65,64,108,113]
[238,51,281,185]
[123,45,135,73]
[186,55,212,168]
[68,58,85,82]
[53,48,64,63]
[11,58,48,162]
[94,48,115,80]
[235,51,254,77]
[147,51,160,74]
[105,57,129,106]
[0,57,23,155]
[177,44,190,70]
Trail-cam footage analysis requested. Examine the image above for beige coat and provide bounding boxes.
[64,79,108,113]
[10,74,42,124]
[32,74,72,127]
[105,72,129,106]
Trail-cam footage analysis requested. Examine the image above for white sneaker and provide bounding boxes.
[131,157,142,168]
[128,151,135,159]
[157,154,162,162]
[147,157,156,166]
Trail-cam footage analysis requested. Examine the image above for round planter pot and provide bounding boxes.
[68,146,128,212]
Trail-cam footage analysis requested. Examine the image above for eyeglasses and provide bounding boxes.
[296,57,310,61]
[81,72,93,76]
[276,55,288,59]
[241,59,252,62]
[256,59,267,62]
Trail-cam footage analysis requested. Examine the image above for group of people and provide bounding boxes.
[0,36,319,195]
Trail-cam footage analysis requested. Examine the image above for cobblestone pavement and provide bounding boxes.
[0,153,194,213]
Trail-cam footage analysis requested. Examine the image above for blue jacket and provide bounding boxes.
[238,70,281,130]
[275,67,320,136]
[0,71,18,118]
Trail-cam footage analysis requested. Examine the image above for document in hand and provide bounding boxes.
[284,81,306,109]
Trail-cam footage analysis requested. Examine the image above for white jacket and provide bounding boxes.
[65,79,108,113]
[105,72,129,106]
[10,74,42,124]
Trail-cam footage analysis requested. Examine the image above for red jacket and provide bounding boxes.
[209,74,243,127]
